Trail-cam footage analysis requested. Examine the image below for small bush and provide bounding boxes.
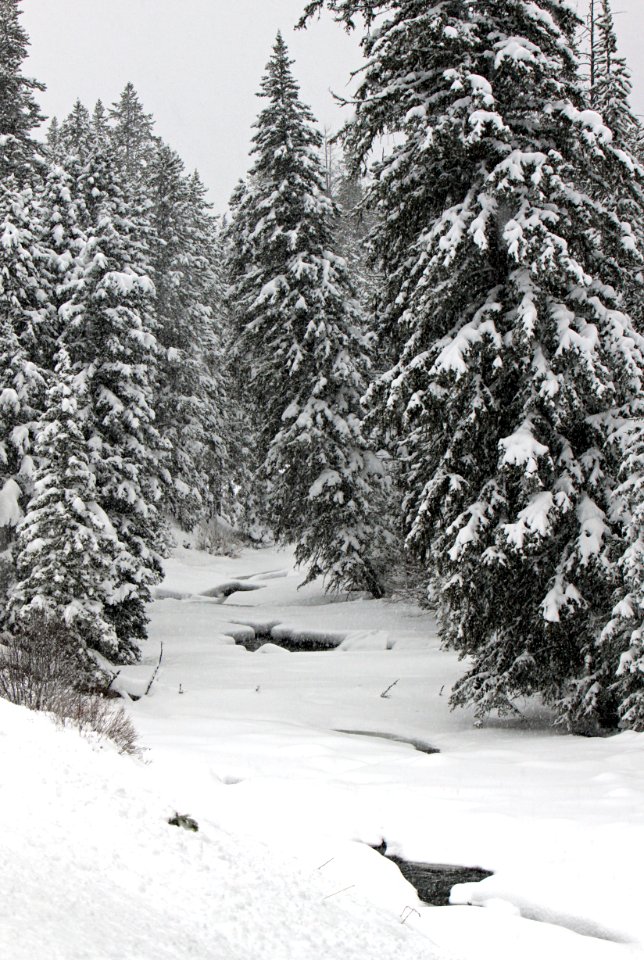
[194,518,243,557]
[0,613,86,712]
[54,692,139,755]
[0,612,138,755]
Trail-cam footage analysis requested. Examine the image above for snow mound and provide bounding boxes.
[340,630,391,651]
[256,641,292,655]
[199,580,266,600]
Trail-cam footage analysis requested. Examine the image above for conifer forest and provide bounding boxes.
[0,2,643,957]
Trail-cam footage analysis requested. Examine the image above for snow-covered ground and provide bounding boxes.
[2,543,643,959]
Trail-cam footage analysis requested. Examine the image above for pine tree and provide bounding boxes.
[35,158,86,358]
[327,148,377,317]
[0,186,48,567]
[59,99,94,162]
[45,117,63,164]
[599,400,644,731]
[147,145,229,530]
[0,0,45,183]
[9,349,119,659]
[302,0,644,726]
[185,171,233,522]
[228,34,388,595]
[221,180,268,540]
[590,0,642,153]
[109,82,157,185]
[64,146,166,660]
[91,99,110,146]
[587,0,644,292]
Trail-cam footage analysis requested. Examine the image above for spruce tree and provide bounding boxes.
[64,146,166,660]
[0,186,47,566]
[109,82,157,185]
[59,99,94,161]
[328,150,377,317]
[45,117,63,164]
[590,0,642,154]
[0,0,45,183]
[302,0,644,726]
[34,158,86,365]
[588,0,644,280]
[91,99,110,145]
[147,145,228,531]
[185,171,233,522]
[600,403,644,731]
[9,349,119,659]
[228,34,388,594]
[221,180,268,540]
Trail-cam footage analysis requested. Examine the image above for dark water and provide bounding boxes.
[335,729,440,755]
[233,629,342,652]
[371,843,492,906]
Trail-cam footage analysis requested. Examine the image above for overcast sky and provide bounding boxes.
[21,0,644,214]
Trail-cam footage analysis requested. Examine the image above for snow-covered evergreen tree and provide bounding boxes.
[327,150,378,318]
[220,180,268,540]
[34,158,87,363]
[590,0,642,154]
[0,186,48,568]
[599,401,644,731]
[63,146,166,660]
[59,99,94,162]
[9,349,119,659]
[185,170,233,522]
[0,0,45,184]
[302,0,644,725]
[147,145,229,530]
[228,34,388,594]
[45,117,64,164]
[91,99,110,146]
[109,83,157,185]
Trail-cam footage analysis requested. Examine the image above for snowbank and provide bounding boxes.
[0,698,442,959]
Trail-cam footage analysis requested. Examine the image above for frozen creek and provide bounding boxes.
[111,544,644,960]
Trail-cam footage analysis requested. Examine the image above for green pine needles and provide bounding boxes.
[227,33,390,597]
[301,0,644,731]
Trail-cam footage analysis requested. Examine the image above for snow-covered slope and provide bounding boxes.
[0,697,441,960]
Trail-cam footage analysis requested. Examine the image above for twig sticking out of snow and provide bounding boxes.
[144,642,164,697]
[104,669,121,695]
[322,885,355,901]
[380,679,399,698]
[400,906,421,925]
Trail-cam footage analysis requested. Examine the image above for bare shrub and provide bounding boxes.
[0,612,138,755]
[194,517,244,557]
[54,693,139,756]
[0,613,86,712]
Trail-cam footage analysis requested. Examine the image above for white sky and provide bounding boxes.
[21,0,644,214]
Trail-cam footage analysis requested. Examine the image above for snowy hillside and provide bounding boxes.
[0,694,440,960]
